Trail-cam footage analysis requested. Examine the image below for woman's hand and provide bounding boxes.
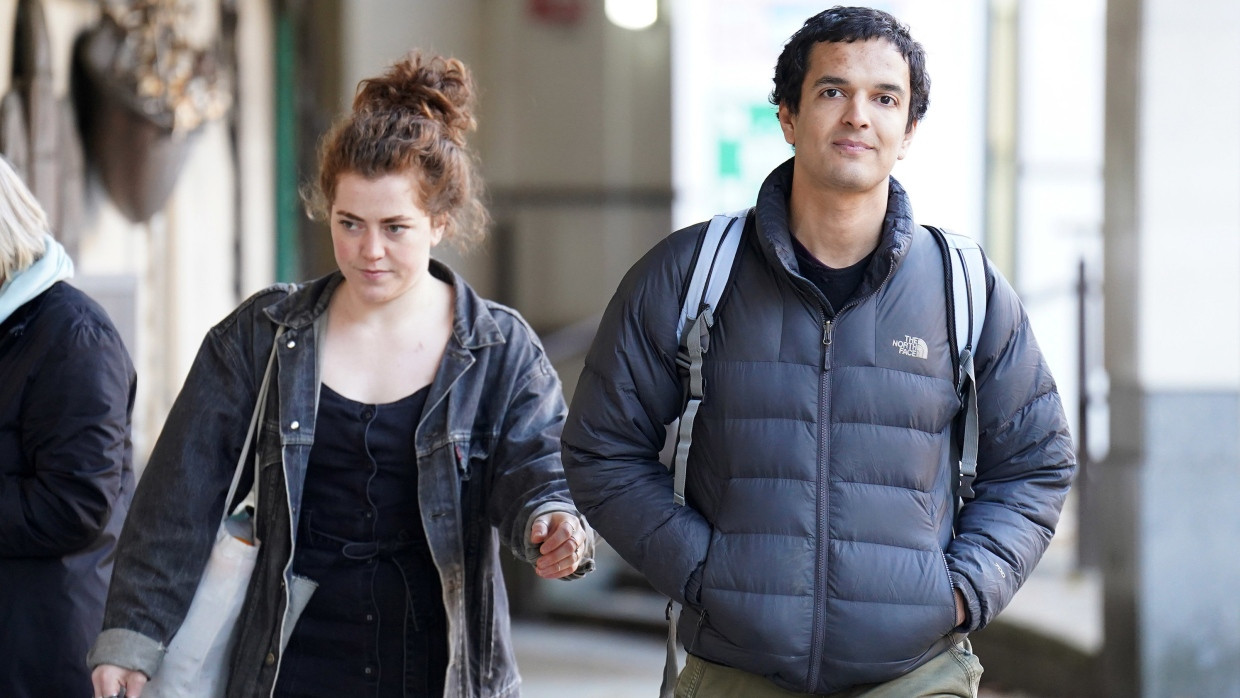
[530,512,587,579]
[92,664,148,698]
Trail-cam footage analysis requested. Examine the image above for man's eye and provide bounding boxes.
[823,88,842,98]
[877,95,897,106]
[387,225,407,235]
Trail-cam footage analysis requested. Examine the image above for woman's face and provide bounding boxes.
[330,171,445,307]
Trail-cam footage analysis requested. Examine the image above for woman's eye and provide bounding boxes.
[386,225,407,235]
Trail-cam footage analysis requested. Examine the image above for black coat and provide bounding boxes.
[0,281,135,697]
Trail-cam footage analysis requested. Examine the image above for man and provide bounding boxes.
[562,6,1076,697]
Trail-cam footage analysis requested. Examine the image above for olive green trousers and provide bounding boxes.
[674,641,983,698]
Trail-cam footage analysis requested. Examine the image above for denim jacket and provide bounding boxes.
[90,262,593,697]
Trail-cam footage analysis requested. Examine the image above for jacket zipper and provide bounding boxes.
[941,551,957,631]
[807,309,833,690]
[802,264,895,690]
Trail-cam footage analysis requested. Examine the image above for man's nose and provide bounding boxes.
[843,97,870,129]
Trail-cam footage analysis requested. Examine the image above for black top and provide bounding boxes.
[274,383,447,698]
[791,235,875,317]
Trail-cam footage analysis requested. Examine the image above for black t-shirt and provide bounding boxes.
[791,235,875,317]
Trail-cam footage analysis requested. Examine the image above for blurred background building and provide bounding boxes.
[0,0,1235,695]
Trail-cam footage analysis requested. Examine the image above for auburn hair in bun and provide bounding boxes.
[305,51,488,250]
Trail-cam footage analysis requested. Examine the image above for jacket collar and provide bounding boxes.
[262,260,505,350]
[0,281,58,337]
[753,157,916,300]
[0,235,74,326]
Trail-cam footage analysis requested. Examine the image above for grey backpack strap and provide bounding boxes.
[660,209,746,698]
[672,208,747,506]
[931,226,988,512]
[659,600,681,698]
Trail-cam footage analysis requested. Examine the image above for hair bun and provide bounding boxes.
[352,51,476,145]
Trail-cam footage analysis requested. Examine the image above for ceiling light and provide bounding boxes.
[605,0,657,30]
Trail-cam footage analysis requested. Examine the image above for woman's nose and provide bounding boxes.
[361,229,384,259]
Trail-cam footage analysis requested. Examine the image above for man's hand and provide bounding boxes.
[530,512,586,579]
[953,588,968,628]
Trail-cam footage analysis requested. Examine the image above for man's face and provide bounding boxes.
[777,38,917,197]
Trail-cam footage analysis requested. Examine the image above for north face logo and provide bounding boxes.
[893,335,929,359]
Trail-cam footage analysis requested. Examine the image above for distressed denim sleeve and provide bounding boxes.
[85,628,163,678]
[93,291,277,653]
[483,313,594,579]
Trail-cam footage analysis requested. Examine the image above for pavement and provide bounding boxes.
[515,620,666,697]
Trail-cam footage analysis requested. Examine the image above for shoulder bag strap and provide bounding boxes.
[220,326,284,535]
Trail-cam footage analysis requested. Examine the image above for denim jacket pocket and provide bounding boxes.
[278,575,319,652]
[453,437,493,558]
[451,436,494,483]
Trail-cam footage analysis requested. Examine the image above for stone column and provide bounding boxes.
[1100,0,1240,695]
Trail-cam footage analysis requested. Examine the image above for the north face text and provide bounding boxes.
[894,335,929,359]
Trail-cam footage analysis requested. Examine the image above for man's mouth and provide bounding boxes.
[833,139,873,152]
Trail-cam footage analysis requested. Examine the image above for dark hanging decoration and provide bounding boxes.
[73,0,231,223]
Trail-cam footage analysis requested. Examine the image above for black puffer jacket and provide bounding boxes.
[0,281,136,697]
[563,159,1075,693]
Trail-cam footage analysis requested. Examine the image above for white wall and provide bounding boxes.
[1015,0,1107,452]
[1135,0,1240,389]
[480,0,672,328]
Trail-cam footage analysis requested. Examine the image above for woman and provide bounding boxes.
[0,156,136,698]
[90,52,593,698]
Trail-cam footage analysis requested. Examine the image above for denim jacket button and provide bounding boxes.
[265,652,276,666]
[290,420,300,430]
[286,339,296,349]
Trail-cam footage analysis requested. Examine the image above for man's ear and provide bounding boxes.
[897,119,919,160]
[777,103,797,147]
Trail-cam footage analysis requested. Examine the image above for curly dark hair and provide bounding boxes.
[304,51,489,251]
[770,6,929,132]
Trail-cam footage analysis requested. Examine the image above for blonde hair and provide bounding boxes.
[0,156,50,281]
[303,51,489,251]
